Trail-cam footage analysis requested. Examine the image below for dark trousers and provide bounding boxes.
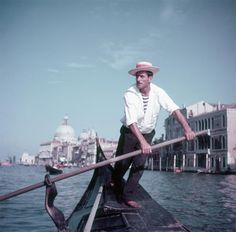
[112,126,155,202]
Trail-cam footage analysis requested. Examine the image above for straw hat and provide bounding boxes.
[128,61,160,76]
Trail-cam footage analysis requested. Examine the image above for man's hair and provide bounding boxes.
[136,71,153,77]
[146,71,153,77]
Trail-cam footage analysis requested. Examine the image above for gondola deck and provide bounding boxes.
[87,184,190,232]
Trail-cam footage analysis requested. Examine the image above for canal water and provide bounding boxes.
[0,165,236,232]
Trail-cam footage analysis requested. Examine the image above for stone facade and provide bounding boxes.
[149,102,236,173]
[72,130,118,167]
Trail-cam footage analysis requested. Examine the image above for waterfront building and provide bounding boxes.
[20,152,35,165]
[37,116,78,165]
[72,129,118,167]
[72,129,97,167]
[150,101,236,173]
[98,138,118,160]
[37,116,118,167]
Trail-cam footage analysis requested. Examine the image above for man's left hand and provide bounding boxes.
[184,130,195,140]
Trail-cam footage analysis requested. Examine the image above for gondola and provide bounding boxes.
[45,164,63,175]
[45,143,191,232]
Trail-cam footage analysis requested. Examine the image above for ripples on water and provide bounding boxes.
[0,166,93,232]
[141,171,236,232]
[0,166,236,232]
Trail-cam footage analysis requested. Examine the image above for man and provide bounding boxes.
[111,61,195,208]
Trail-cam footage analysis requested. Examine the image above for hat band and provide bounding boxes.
[136,64,152,69]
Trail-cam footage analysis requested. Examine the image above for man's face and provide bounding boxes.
[135,71,152,90]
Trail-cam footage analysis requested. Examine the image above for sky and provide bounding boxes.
[0,0,235,160]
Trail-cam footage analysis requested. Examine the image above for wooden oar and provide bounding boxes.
[0,129,209,202]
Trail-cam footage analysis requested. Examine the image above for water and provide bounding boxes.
[0,166,236,232]
[142,171,236,232]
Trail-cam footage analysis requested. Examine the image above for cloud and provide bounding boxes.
[45,68,64,85]
[100,32,162,70]
[45,61,94,85]
[100,42,140,70]
[160,0,188,24]
[65,62,94,69]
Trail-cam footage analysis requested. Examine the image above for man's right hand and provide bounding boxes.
[129,123,152,155]
[140,140,152,155]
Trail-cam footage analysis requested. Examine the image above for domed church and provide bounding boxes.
[38,116,79,165]
[54,115,77,143]
[37,116,118,167]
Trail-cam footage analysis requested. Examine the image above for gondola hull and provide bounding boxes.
[90,184,190,231]
[64,146,190,232]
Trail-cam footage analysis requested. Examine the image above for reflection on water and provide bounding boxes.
[141,171,236,232]
[219,175,236,214]
[0,166,236,232]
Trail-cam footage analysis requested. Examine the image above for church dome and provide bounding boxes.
[54,116,76,143]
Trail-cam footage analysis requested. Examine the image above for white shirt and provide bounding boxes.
[121,83,179,134]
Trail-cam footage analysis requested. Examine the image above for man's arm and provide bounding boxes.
[172,109,195,140]
[129,123,152,154]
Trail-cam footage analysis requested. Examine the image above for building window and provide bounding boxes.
[212,118,214,129]
[187,158,194,167]
[198,154,206,168]
[212,136,222,150]
[187,140,194,151]
[223,156,226,168]
[198,135,210,150]
[211,157,214,168]
[214,115,221,129]
[208,118,211,129]
[223,115,226,128]
[222,136,227,149]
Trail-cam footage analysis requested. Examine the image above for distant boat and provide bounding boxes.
[45,164,63,175]
[0,161,13,167]
[175,168,182,173]
[197,168,212,174]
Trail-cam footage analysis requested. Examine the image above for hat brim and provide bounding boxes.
[128,66,160,76]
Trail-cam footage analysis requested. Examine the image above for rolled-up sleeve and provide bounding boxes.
[124,92,139,126]
[158,88,179,114]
